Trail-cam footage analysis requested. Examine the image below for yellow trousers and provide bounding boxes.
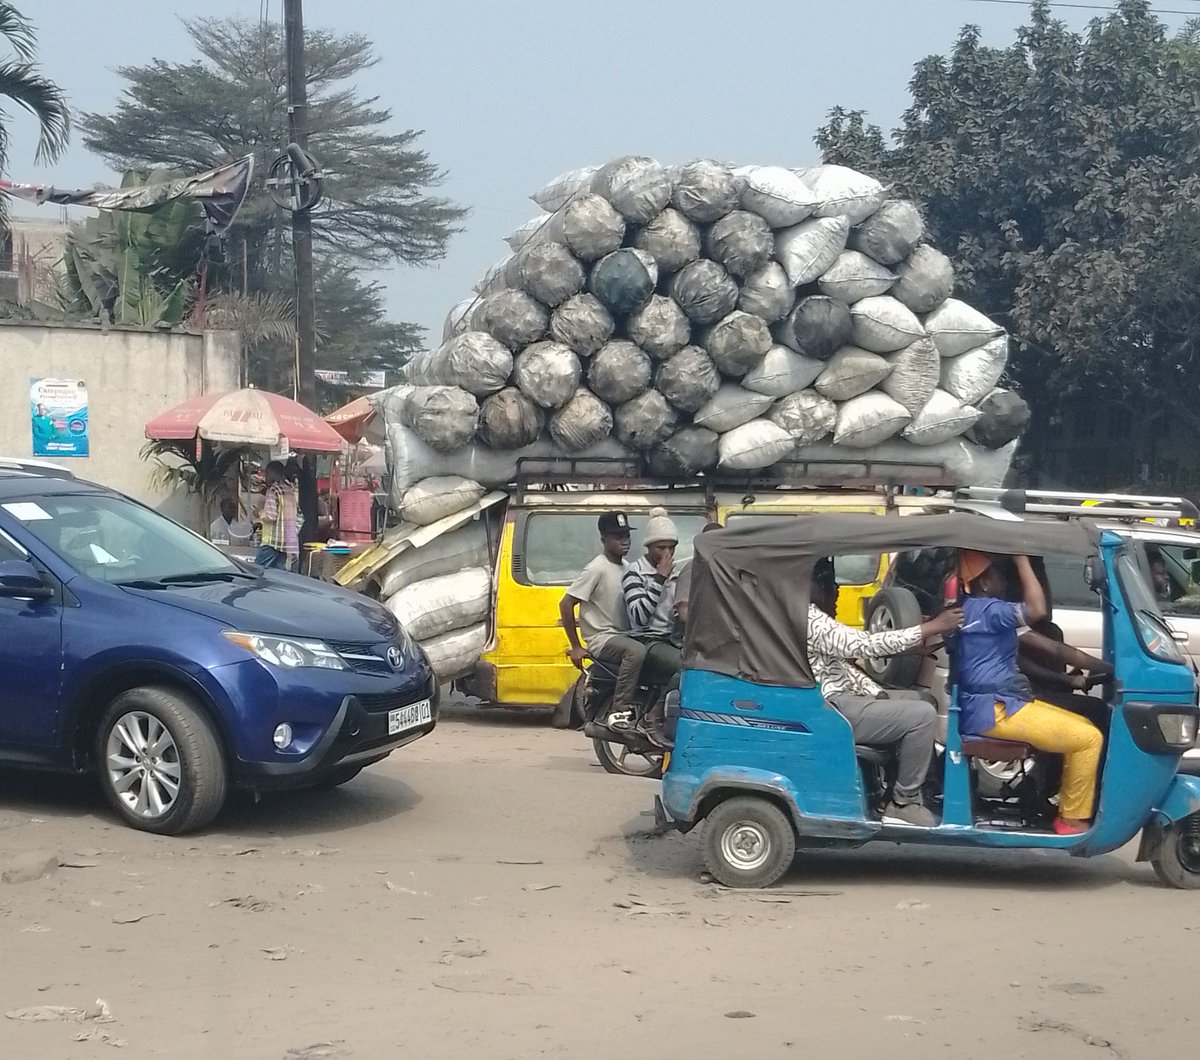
[984,699,1103,820]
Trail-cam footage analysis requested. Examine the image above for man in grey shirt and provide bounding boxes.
[560,512,647,720]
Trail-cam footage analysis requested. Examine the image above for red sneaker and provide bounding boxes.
[1053,818,1088,835]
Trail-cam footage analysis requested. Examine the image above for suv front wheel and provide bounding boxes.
[96,687,227,834]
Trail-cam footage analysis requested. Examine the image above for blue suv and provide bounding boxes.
[0,462,437,834]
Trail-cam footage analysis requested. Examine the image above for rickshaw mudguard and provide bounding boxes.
[1135,775,1200,863]
[662,670,876,836]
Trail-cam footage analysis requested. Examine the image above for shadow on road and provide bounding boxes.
[618,816,1158,892]
[439,700,551,729]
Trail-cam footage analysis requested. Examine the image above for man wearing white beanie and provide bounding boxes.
[622,507,681,639]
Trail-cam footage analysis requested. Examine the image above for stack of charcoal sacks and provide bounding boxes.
[373,159,1031,675]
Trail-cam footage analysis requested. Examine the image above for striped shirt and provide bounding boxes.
[622,557,681,636]
[806,604,923,701]
[260,484,300,558]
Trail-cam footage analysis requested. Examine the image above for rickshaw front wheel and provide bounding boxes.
[1151,816,1200,890]
[703,796,796,889]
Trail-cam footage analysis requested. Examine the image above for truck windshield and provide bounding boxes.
[5,493,244,585]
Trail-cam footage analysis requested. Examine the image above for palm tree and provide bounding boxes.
[0,4,69,218]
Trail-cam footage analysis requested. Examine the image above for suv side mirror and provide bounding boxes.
[0,560,53,601]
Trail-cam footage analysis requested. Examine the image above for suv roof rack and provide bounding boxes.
[0,457,75,481]
[955,487,1199,524]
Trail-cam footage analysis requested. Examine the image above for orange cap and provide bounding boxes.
[958,550,993,590]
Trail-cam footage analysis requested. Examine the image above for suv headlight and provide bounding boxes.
[223,631,349,671]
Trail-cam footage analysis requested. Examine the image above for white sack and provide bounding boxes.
[704,210,774,279]
[559,194,626,260]
[378,522,490,600]
[588,340,652,404]
[880,337,940,414]
[892,244,954,314]
[473,254,513,296]
[792,437,1015,488]
[406,332,513,397]
[738,261,795,324]
[477,387,544,450]
[768,390,838,445]
[818,250,896,303]
[742,345,824,397]
[420,622,490,682]
[513,341,582,409]
[815,346,892,401]
[441,296,477,342]
[399,476,487,526]
[515,242,586,307]
[626,296,690,361]
[549,388,614,451]
[533,166,597,211]
[797,165,885,226]
[505,215,551,251]
[549,293,615,358]
[670,159,740,223]
[591,156,671,223]
[940,335,1008,405]
[848,200,924,265]
[655,345,721,413]
[737,165,817,227]
[614,390,679,451]
[386,567,492,643]
[833,392,912,448]
[400,386,478,453]
[693,384,774,433]
[775,216,851,287]
[670,260,739,325]
[471,290,549,351]
[718,419,795,470]
[631,208,701,273]
[903,389,981,446]
[849,295,926,353]
[702,310,772,378]
[924,299,1006,358]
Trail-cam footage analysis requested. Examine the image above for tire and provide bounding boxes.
[312,764,364,791]
[1151,816,1200,889]
[95,686,227,835]
[592,726,664,779]
[702,795,796,889]
[861,587,925,688]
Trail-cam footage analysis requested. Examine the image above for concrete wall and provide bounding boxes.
[0,322,240,526]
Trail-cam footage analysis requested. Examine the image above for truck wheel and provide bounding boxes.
[861,588,925,688]
[96,687,227,835]
[1151,816,1200,889]
[702,796,796,889]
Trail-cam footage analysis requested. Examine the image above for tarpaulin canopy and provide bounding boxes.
[0,155,254,236]
[325,395,378,444]
[146,387,345,453]
[684,511,1098,689]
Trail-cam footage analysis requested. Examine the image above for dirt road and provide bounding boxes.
[1,704,1195,1059]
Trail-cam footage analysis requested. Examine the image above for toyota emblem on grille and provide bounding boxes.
[386,646,404,671]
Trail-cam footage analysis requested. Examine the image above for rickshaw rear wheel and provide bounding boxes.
[1151,817,1200,890]
[702,796,796,889]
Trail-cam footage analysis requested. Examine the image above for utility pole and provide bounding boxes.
[284,0,317,409]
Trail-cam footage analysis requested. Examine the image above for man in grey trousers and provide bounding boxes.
[807,559,963,827]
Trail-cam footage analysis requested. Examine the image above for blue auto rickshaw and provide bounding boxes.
[655,512,1200,888]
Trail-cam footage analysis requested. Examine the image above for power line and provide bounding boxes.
[956,0,1200,14]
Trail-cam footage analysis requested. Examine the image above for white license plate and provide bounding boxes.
[388,698,432,735]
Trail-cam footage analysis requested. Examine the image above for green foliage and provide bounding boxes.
[60,169,205,328]
[816,0,1200,486]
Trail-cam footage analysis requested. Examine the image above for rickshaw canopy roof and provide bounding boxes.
[685,512,1100,689]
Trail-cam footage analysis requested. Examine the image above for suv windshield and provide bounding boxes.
[4,493,243,584]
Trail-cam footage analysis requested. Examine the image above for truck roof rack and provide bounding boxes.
[513,456,962,505]
[955,487,1199,524]
[0,457,75,481]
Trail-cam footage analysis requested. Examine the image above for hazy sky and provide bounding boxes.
[8,0,1195,355]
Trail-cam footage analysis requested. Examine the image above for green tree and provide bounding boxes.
[817,0,1200,489]
[80,16,464,387]
[0,4,70,226]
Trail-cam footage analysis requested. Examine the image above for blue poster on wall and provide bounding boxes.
[30,378,89,458]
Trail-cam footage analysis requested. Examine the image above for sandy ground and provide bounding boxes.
[1,702,1197,1060]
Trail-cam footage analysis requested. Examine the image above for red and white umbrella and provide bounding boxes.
[145,388,345,453]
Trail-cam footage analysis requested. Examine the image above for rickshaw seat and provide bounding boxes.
[854,745,893,767]
[961,737,1032,761]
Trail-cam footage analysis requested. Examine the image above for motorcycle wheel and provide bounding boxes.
[592,710,664,779]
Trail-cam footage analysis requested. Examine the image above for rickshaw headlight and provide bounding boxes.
[1156,712,1199,748]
